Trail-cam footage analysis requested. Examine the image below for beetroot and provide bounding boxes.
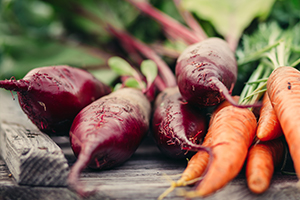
[175,37,238,107]
[0,65,111,135]
[68,87,151,195]
[152,86,207,159]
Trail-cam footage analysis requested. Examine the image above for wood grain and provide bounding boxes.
[0,91,69,187]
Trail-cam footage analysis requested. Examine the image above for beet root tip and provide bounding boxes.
[67,152,99,197]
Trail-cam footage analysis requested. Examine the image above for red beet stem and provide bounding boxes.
[0,79,30,92]
[73,5,177,89]
[181,139,211,155]
[106,25,177,89]
[127,0,201,45]
[215,80,262,108]
[172,0,207,41]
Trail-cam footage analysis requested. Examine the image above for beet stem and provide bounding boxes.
[0,79,29,92]
[106,25,177,89]
[215,80,262,108]
[127,0,201,45]
[172,0,207,41]
[73,5,177,89]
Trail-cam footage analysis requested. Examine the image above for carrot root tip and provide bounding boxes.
[248,177,269,194]
[177,189,202,198]
[296,180,300,188]
[157,184,176,200]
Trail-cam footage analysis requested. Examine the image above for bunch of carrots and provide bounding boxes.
[162,65,300,199]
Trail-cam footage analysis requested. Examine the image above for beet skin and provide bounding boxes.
[0,65,111,135]
[175,37,237,107]
[68,88,151,195]
[152,87,207,159]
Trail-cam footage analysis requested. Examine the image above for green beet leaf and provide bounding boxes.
[182,0,275,49]
[108,57,137,77]
[140,60,158,88]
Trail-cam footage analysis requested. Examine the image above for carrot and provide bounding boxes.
[267,66,300,178]
[179,97,240,185]
[159,100,256,199]
[177,143,210,185]
[158,150,209,200]
[256,93,283,141]
[184,105,257,197]
[246,138,285,194]
[209,96,240,126]
[158,99,234,200]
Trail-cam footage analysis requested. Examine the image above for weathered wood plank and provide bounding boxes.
[0,136,299,200]
[0,90,69,187]
[0,183,109,200]
[73,139,300,200]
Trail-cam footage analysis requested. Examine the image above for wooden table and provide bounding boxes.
[0,90,300,200]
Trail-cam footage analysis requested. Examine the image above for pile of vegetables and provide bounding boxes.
[1,0,300,198]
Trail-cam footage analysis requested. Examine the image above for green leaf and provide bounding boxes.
[108,56,137,77]
[89,69,118,87]
[237,21,300,68]
[182,0,275,42]
[124,77,142,89]
[268,0,300,28]
[0,35,106,79]
[140,60,158,87]
[80,0,140,30]
[113,83,123,91]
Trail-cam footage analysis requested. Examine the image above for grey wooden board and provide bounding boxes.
[1,90,300,200]
[0,91,69,187]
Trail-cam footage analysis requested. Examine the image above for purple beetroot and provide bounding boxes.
[175,37,238,107]
[0,65,111,135]
[152,86,207,159]
[68,87,151,195]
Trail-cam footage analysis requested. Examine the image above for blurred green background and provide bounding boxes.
[0,0,299,88]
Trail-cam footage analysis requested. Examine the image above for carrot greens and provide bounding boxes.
[238,22,300,106]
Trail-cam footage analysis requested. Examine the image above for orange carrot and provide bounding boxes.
[177,142,210,186]
[246,138,285,194]
[158,99,233,200]
[178,96,240,186]
[267,66,300,178]
[256,93,283,141]
[209,96,240,126]
[158,150,210,200]
[185,105,257,197]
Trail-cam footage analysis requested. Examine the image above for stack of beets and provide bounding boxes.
[0,64,152,196]
[0,35,240,196]
[152,37,239,160]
